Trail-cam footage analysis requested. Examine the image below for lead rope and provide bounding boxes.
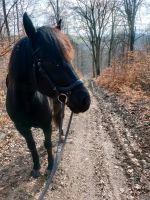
[38,97,73,200]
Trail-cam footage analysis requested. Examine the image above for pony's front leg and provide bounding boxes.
[43,127,53,174]
[15,125,41,178]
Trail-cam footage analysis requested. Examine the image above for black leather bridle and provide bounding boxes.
[32,49,83,102]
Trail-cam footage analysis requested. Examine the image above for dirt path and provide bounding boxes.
[45,87,131,200]
[0,83,149,200]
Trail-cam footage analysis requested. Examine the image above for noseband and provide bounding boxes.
[32,50,83,102]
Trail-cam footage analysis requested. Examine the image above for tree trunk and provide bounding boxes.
[95,53,100,76]
[56,0,60,24]
[129,25,135,51]
[96,43,101,76]
[13,6,16,43]
[16,3,20,37]
[2,0,10,42]
[108,12,115,66]
[92,57,96,78]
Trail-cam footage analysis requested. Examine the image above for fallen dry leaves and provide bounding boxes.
[96,51,150,106]
[96,51,150,121]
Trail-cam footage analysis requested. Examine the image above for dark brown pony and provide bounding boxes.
[6,13,90,178]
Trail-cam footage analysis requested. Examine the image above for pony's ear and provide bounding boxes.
[23,12,36,39]
[56,19,62,30]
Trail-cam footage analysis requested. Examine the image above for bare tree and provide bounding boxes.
[48,0,60,24]
[0,0,38,55]
[1,0,17,41]
[107,0,118,66]
[47,0,69,29]
[16,2,20,36]
[73,0,111,77]
[123,0,143,51]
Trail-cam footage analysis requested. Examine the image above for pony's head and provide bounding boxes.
[23,13,90,113]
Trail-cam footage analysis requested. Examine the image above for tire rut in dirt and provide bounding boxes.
[90,82,150,200]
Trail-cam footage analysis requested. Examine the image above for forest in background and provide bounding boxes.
[0,0,150,101]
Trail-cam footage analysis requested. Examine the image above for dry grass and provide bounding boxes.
[96,51,150,102]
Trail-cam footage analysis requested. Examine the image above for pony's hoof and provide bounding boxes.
[30,169,41,178]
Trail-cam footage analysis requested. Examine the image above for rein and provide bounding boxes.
[32,49,81,199]
[38,95,73,200]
